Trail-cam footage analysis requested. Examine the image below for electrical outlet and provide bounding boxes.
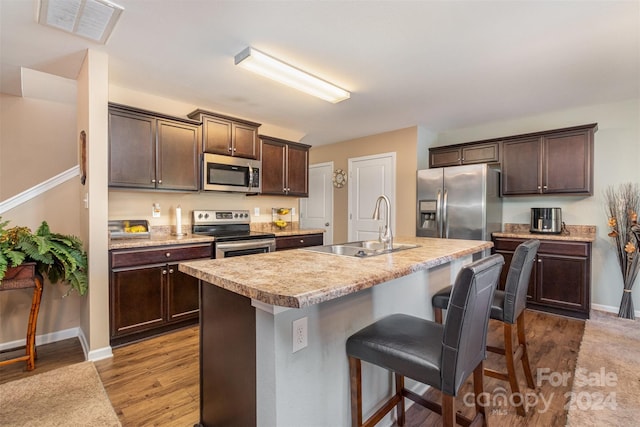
[254,207,260,216]
[292,317,308,353]
[291,207,296,216]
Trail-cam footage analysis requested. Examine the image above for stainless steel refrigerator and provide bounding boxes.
[416,164,502,241]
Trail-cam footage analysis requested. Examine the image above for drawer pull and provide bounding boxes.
[300,239,304,243]
[166,252,171,258]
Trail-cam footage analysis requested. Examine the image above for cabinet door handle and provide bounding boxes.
[543,185,548,189]
[228,147,232,152]
[152,179,156,183]
[162,269,168,274]
[169,268,174,274]
[537,185,541,190]
[233,147,237,152]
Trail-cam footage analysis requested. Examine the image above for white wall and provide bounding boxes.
[435,98,640,312]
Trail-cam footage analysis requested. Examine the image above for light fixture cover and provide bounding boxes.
[235,47,350,103]
[37,0,124,44]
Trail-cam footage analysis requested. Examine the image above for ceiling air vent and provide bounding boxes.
[37,0,124,44]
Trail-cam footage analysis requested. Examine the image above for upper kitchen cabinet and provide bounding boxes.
[501,124,597,196]
[429,141,500,168]
[260,136,310,197]
[109,103,201,191]
[188,109,261,159]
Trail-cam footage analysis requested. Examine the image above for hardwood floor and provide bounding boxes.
[94,326,200,427]
[0,310,585,426]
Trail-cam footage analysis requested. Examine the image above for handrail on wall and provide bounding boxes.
[0,166,79,215]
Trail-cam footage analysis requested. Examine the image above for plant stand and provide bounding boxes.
[0,262,43,371]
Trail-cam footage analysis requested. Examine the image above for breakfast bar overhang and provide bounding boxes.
[179,237,493,427]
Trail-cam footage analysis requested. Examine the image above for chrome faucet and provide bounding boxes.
[372,195,393,250]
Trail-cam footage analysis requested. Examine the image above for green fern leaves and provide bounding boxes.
[0,218,88,296]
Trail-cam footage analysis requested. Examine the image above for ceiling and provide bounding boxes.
[1,0,638,146]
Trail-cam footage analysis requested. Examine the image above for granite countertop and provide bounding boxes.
[109,233,215,250]
[108,224,324,250]
[251,222,325,237]
[493,223,596,242]
[271,228,325,237]
[179,237,492,309]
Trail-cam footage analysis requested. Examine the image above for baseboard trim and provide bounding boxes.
[0,327,80,352]
[591,303,640,318]
[0,326,113,362]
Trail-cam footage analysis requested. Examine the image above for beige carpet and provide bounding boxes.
[0,361,121,426]
[566,310,640,426]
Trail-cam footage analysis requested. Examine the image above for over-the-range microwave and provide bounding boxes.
[202,153,261,193]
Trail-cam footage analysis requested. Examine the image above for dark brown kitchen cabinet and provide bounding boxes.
[109,103,201,191]
[501,124,596,196]
[493,237,591,319]
[188,109,261,159]
[109,242,212,346]
[260,136,310,197]
[275,233,323,250]
[429,141,500,168]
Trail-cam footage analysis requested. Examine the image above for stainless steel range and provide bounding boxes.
[192,210,276,258]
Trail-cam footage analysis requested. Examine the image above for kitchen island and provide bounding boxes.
[179,236,492,427]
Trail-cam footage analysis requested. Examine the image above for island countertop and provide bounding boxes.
[178,236,492,309]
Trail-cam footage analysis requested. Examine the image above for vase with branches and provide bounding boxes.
[605,183,640,319]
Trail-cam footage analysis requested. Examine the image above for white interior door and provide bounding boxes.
[300,162,334,244]
[348,153,396,242]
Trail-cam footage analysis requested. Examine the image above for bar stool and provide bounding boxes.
[432,239,540,416]
[347,254,504,427]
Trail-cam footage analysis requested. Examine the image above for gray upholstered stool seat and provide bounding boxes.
[430,239,540,417]
[347,314,444,388]
[347,254,504,427]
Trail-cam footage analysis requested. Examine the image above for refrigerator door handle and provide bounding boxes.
[436,190,442,238]
[443,189,449,238]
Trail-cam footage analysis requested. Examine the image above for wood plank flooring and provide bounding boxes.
[0,310,585,426]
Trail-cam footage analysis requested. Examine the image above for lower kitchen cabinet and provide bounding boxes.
[493,237,591,319]
[109,242,212,346]
[275,233,324,251]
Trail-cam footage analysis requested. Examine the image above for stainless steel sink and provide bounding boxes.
[302,241,419,258]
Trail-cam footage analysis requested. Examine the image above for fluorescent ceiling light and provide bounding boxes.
[37,0,124,44]
[234,47,350,104]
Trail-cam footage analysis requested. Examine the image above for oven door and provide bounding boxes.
[215,238,276,258]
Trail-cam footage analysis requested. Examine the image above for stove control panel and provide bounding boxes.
[193,209,251,225]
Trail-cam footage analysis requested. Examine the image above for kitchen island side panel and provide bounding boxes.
[255,257,467,427]
[200,283,256,427]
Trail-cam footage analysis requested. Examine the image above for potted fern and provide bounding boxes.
[0,217,88,295]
